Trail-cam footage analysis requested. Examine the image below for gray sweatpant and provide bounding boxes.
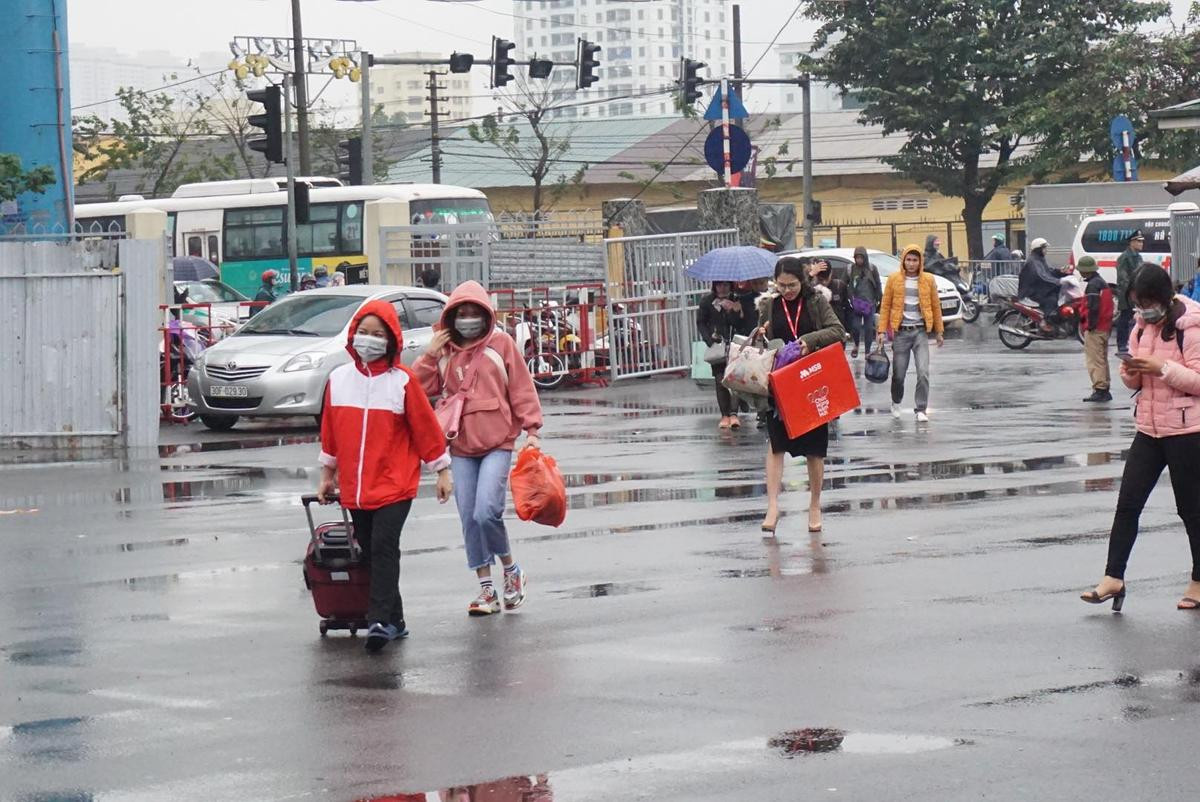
[891,328,930,412]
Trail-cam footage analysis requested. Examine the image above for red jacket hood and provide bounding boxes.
[440,280,497,351]
[345,298,405,371]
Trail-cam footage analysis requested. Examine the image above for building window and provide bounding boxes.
[871,197,930,212]
[786,93,795,104]
[841,91,866,110]
[638,9,644,19]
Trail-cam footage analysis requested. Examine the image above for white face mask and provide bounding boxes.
[352,333,388,363]
[454,316,487,339]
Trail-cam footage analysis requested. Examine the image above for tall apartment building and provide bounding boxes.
[370,53,474,124]
[511,0,731,119]
[775,41,863,114]
[70,45,227,119]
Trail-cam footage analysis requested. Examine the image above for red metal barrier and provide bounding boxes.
[490,285,609,390]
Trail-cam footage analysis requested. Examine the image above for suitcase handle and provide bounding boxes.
[301,494,351,541]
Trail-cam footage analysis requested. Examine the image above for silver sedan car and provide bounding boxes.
[187,285,447,431]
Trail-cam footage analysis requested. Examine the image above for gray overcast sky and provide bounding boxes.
[67,0,1194,117]
[67,0,818,114]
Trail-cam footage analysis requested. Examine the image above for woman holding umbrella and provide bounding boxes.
[688,247,777,430]
[697,281,754,428]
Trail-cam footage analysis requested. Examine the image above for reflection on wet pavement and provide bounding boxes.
[550,581,659,598]
[769,728,966,756]
[363,774,554,801]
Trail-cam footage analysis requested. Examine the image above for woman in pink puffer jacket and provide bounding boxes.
[1083,265,1200,612]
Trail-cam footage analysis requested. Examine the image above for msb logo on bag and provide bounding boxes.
[799,361,824,380]
[808,385,830,417]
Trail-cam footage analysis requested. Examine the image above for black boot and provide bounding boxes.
[1083,389,1113,403]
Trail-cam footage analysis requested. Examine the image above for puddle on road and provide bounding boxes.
[5,638,83,667]
[974,674,1141,706]
[361,774,554,801]
[6,716,90,765]
[550,581,659,599]
[158,432,320,458]
[769,728,967,757]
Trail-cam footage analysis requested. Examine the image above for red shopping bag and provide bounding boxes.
[510,447,567,527]
[768,343,861,438]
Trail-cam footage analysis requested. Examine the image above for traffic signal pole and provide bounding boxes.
[290,0,312,175]
[802,74,813,247]
[359,50,373,186]
[283,75,300,291]
[427,70,445,184]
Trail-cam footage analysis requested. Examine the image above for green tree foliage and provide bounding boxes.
[0,154,56,203]
[805,0,1166,257]
[467,75,576,211]
[1027,17,1200,182]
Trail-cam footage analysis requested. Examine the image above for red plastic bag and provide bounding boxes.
[510,447,567,527]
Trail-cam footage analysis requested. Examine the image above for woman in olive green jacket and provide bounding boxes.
[755,256,846,535]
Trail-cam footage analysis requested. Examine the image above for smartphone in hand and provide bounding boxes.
[1117,352,1133,362]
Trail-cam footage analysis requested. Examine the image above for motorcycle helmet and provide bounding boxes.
[261,269,278,285]
[1011,249,1024,260]
[1030,237,1049,251]
[992,233,1005,244]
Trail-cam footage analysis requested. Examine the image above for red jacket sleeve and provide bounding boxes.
[318,380,337,468]
[401,366,451,471]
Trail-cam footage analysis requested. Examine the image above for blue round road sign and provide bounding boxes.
[704,125,751,177]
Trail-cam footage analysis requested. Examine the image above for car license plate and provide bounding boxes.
[941,300,958,310]
[209,385,249,398]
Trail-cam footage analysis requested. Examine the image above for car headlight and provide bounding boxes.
[281,352,327,373]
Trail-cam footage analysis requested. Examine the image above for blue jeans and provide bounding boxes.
[452,450,514,570]
[849,310,877,349]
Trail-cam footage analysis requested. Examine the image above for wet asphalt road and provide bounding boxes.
[4,324,1200,801]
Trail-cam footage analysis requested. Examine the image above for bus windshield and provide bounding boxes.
[238,294,365,337]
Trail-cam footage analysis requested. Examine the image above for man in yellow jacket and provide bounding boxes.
[877,244,945,423]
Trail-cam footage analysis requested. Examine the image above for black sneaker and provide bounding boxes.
[1083,390,1113,403]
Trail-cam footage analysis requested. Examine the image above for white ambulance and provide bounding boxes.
[1069,203,1197,285]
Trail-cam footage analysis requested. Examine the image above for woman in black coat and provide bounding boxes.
[697,280,753,429]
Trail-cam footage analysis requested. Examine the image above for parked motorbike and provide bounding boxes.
[160,318,210,421]
[994,273,1085,350]
[511,300,581,390]
[925,257,981,323]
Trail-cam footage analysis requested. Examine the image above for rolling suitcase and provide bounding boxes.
[301,494,369,636]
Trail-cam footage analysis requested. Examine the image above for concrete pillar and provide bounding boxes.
[364,198,412,285]
[125,208,170,304]
[698,187,760,246]
[603,198,648,237]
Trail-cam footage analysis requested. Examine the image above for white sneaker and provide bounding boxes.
[915,411,929,423]
[890,403,902,419]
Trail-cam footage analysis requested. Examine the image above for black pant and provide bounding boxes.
[712,360,735,416]
[1105,431,1200,581]
[1115,308,1135,353]
[349,500,412,627]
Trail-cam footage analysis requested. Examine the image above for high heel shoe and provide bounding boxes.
[1080,583,1126,612]
[761,513,779,534]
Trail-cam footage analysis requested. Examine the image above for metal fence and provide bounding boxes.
[1171,208,1200,289]
[962,259,1024,302]
[0,236,159,449]
[603,229,738,381]
[379,218,608,290]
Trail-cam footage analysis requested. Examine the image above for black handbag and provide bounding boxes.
[864,351,890,384]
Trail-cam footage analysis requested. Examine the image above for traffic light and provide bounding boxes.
[529,57,553,80]
[491,37,516,87]
[680,58,705,106]
[449,52,474,74]
[576,39,601,89]
[336,137,363,185]
[247,85,283,164]
[295,181,311,225]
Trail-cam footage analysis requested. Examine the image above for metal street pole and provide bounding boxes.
[291,0,312,174]
[283,75,300,290]
[428,69,443,184]
[360,50,374,185]
[720,76,732,187]
[802,75,813,248]
[731,4,743,126]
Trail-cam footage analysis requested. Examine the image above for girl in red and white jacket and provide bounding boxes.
[317,299,452,652]
[414,281,543,617]
[1083,265,1200,613]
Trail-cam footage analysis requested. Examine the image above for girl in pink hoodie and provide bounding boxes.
[414,281,543,616]
[1083,265,1200,612]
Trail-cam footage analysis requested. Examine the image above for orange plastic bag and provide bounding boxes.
[510,447,567,527]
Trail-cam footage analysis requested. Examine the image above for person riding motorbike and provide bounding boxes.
[1018,238,1068,330]
[923,235,948,272]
